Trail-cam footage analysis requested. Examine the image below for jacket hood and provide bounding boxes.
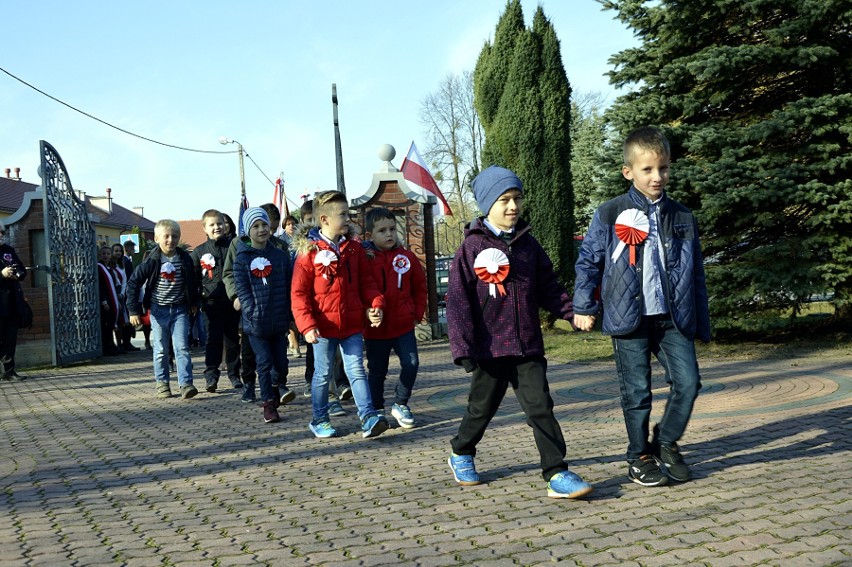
[291,223,360,255]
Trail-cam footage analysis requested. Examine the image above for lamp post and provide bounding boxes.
[219,136,245,200]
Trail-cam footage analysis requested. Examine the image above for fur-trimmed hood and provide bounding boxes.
[291,223,361,256]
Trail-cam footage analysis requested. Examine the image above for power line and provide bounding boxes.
[1,65,234,155]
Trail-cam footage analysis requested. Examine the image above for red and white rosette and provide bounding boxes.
[474,248,510,298]
[314,250,337,280]
[612,209,649,266]
[391,253,411,288]
[200,253,215,279]
[250,257,272,285]
[160,261,176,283]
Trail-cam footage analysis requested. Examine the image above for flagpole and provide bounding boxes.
[279,171,289,217]
[332,83,346,196]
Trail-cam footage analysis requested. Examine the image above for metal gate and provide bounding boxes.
[39,140,101,365]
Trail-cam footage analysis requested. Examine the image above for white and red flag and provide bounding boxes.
[273,176,289,221]
[400,141,453,216]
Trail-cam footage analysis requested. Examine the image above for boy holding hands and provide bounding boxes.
[362,207,427,428]
[233,207,293,424]
[574,126,710,486]
[290,190,389,439]
[128,220,200,399]
[447,166,592,499]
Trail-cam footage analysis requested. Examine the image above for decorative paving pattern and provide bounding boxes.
[0,341,849,566]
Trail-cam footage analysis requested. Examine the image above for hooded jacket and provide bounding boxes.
[362,242,428,340]
[290,224,384,339]
[223,233,289,302]
[573,186,711,342]
[191,234,233,308]
[232,240,291,338]
[447,217,574,365]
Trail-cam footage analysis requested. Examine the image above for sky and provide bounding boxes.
[1,1,637,224]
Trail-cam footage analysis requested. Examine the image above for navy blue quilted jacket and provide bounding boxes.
[233,240,292,338]
[574,187,711,342]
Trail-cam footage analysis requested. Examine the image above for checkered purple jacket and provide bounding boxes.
[447,218,574,365]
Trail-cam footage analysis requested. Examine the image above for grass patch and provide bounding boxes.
[544,317,851,363]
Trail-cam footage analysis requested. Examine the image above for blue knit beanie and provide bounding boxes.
[242,207,270,232]
[472,165,523,215]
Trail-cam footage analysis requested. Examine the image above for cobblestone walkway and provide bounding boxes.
[1,341,849,566]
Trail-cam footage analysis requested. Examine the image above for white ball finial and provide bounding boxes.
[378,144,396,162]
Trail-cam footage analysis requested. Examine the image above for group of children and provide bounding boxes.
[126,191,428,438]
[126,126,710,500]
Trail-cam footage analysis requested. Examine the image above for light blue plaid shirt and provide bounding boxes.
[642,197,669,316]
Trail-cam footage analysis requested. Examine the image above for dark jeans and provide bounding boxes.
[612,315,702,461]
[0,313,19,373]
[450,356,569,481]
[365,330,419,409]
[237,326,285,388]
[246,333,289,403]
[203,305,240,383]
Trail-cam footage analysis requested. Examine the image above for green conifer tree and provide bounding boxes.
[474,1,575,282]
[602,0,852,326]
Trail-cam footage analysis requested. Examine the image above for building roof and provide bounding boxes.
[177,220,207,250]
[0,177,155,231]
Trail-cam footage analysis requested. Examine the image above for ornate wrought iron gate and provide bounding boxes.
[39,141,101,365]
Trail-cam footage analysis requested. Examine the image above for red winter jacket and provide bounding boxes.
[362,243,428,340]
[291,225,384,339]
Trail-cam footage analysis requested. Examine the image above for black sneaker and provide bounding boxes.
[657,444,690,482]
[651,424,690,482]
[241,384,257,403]
[628,455,668,487]
[205,379,217,393]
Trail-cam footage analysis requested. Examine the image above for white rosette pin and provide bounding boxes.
[250,257,272,285]
[473,248,510,298]
[314,249,338,280]
[611,209,649,266]
[391,254,411,288]
[200,253,215,279]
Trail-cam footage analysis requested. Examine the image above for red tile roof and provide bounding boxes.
[178,220,207,250]
[0,177,155,230]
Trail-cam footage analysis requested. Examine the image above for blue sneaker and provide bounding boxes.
[448,454,481,486]
[241,384,256,403]
[391,403,416,429]
[361,414,389,438]
[547,470,593,499]
[328,399,347,417]
[309,421,336,439]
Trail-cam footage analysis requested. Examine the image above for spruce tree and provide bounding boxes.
[602,0,852,326]
[474,1,576,283]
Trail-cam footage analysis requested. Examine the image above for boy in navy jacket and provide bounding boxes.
[574,126,710,487]
[233,207,292,424]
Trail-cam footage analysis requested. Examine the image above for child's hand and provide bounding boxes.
[574,314,596,332]
[367,308,383,327]
[304,328,320,343]
[233,298,241,311]
[130,315,140,327]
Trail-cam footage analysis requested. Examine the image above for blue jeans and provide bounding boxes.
[247,333,289,403]
[612,315,702,461]
[150,303,193,388]
[311,333,375,424]
[365,329,419,409]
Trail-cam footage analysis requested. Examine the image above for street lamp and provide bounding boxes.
[219,136,246,201]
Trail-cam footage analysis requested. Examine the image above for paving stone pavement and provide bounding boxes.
[0,340,850,566]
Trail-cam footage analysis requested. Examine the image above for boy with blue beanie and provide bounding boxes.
[232,207,293,424]
[446,165,593,499]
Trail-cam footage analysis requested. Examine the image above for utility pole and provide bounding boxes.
[332,83,346,195]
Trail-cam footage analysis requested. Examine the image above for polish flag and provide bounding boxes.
[273,176,289,219]
[400,141,453,216]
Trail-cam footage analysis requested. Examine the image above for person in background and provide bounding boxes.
[97,245,121,356]
[0,222,28,380]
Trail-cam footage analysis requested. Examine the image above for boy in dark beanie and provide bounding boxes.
[446,165,593,499]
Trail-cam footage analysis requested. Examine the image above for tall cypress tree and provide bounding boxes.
[603,0,852,326]
[474,1,575,283]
